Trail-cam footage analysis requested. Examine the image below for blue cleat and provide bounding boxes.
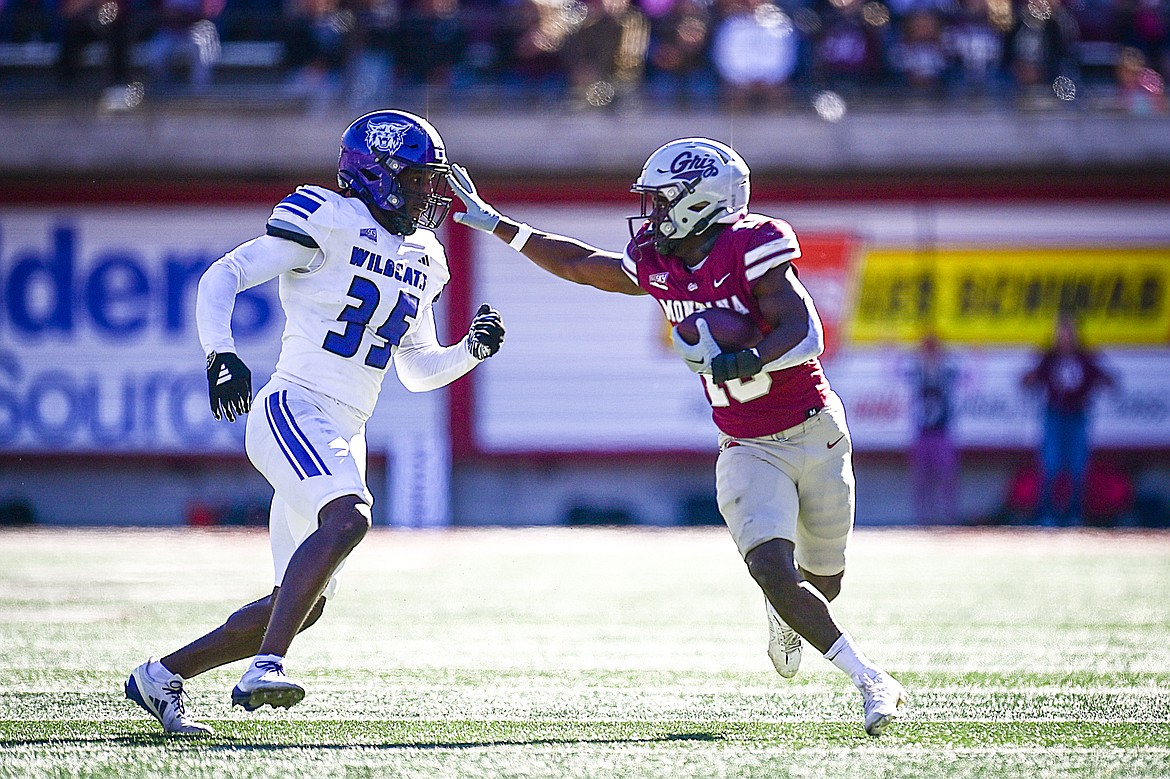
[231,659,305,712]
[125,658,213,735]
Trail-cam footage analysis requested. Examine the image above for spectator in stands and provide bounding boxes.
[499,0,572,101]
[888,8,948,99]
[810,0,887,96]
[1115,44,1167,113]
[347,0,399,105]
[282,0,361,110]
[1000,0,1080,102]
[644,0,719,106]
[394,0,469,95]
[942,0,1006,103]
[711,0,800,110]
[55,0,132,91]
[1021,313,1116,526]
[144,0,224,91]
[1117,0,1168,75]
[562,0,650,108]
[902,333,963,524]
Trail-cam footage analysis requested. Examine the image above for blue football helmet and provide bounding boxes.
[337,110,452,235]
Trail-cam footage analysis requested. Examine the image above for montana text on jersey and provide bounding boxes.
[623,214,830,439]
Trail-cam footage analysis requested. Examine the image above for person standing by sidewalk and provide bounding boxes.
[903,334,962,524]
[1021,314,1116,526]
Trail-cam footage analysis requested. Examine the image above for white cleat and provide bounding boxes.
[765,599,802,678]
[231,659,305,712]
[125,658,214,735]
[855,671,908,736]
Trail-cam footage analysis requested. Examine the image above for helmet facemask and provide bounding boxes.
[391,162,453,234]
[628,179,711,256]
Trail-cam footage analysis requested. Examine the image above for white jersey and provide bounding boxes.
[197,185,480,419]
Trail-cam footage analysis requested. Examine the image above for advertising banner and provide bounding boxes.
[850,247,1170,345]
[0,207,447,461]
[5,200,1169,459]
[0,208,278,453]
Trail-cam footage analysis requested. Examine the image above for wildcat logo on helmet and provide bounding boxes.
[366,122,412,154]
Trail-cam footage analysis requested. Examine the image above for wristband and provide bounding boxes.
[508,223,533,252]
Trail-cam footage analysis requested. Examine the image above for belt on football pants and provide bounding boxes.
[758,406,824,442]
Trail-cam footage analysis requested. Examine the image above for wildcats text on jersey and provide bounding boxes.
[349,245,428,291]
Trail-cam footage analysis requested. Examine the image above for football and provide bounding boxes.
[676,308,762,352]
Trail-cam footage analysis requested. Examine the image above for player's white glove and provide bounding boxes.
[670,319,720,375]
[465,303,505,360]
[448,164,501,233]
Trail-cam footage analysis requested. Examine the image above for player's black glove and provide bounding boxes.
[206,351,252,422]
[465,304,505,360]
[711,349,763,385]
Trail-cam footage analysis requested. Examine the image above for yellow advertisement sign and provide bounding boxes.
[849,247,1170,345]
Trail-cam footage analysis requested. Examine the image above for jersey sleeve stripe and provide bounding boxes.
[746,246,798,270]
[744,236,799,265]
[621,252,638,283]
[297,188,326,203]
[746,252,798,281]
[274,202,313,221]
[266,222,320,249]
[282,192,324,214]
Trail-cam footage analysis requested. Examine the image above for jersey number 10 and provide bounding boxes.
[323,276,419,370]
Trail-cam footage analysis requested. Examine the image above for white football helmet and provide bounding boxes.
[629,138,751,255]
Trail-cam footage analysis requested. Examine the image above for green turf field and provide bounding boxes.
[1,527,1168,778]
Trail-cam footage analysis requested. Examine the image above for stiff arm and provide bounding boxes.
[447,164,644,296]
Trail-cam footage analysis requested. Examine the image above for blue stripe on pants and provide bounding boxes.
[267,392,321,479]
[278,391,332,477]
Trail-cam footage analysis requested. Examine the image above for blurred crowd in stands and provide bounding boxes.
[1,0,1167,112]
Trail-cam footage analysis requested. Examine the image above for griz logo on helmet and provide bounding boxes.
[366,121,413,155]
[667,151,720,179]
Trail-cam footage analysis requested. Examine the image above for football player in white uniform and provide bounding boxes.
[125,110,505,735]
[447,139,907,736]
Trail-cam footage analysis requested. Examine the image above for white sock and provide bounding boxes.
[150,659,179,682]
[824,633,882,682]
[248,653,285,673]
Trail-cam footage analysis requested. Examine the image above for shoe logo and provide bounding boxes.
[714,272,731,287]
[827,434,845,449]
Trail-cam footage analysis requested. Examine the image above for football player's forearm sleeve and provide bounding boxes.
[393,307,480,393]
[196,235,319,355]
[761,268,825,373]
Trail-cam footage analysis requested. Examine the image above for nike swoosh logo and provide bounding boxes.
[714,273,731,287]
[827,435,845,449]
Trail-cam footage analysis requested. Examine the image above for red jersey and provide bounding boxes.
[622,214,830,438]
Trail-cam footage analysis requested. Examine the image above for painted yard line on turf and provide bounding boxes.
[768,747,1170,756]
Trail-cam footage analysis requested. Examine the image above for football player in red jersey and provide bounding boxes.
[449,138,907,736]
